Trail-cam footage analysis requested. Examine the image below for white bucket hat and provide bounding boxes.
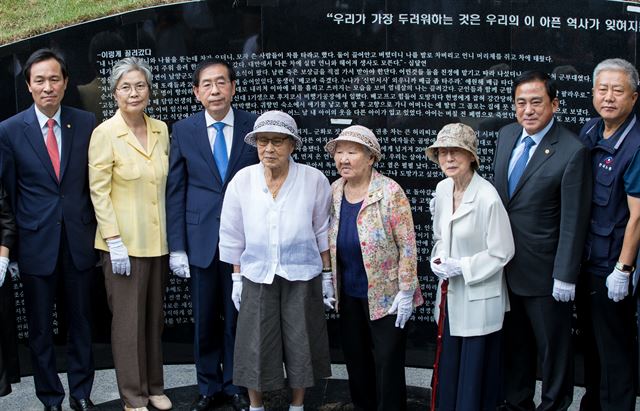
[244,110,302,149]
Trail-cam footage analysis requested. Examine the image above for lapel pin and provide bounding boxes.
[544,149,550,154]
[66,124,71,128]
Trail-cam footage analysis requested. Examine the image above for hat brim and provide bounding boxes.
[324,136,383,162]
[425,142,480,169]
[244,128,302,149]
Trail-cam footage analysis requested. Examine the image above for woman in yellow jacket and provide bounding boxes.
[88,57,171,411]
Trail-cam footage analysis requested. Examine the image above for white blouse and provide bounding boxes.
[219,159,331,284]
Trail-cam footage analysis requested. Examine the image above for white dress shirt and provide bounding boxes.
[205,108,234,157]
[507,118,554,177]
[34,105,62,158]
[219,159,331,284]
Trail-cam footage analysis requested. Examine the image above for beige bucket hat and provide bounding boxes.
[425,123,480,168]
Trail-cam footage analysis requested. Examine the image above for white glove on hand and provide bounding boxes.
[429,191,437,215]
[552,279,575,302]
[169,251,190,278]
[106,238,131,276]
[606,268,629,302]
[8,262,19,280]
[322,271,336,310]
[388,289,414,328]
[431,257,462,280]
[0,257,8,288]
[231,273,243,311]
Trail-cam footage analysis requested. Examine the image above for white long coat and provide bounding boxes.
[432,172,515,337]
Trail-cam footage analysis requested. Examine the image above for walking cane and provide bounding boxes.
[430,278,449,411]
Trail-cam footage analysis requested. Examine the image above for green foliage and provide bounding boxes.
[0,0,180,45]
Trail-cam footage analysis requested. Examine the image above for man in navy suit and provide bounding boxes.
[0,49,98,411]
[166,59,256,411]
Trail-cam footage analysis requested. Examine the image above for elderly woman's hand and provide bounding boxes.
[231,273,243,311]
[322,271,336,310]
[388,289,414,328]
[430,257,462,280]
[106,237,131,276]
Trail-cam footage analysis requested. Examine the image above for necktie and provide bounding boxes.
[46,118,60,180]
[508,136,535,197]
[212,122,228,181]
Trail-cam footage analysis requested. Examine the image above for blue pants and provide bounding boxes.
[436,307,502,411]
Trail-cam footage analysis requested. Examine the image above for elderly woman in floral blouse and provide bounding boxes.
[325,125,423,411]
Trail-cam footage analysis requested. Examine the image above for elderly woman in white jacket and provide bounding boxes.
[427,123,515,411]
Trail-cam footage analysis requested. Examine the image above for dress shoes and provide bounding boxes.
[70,397,99,410]
[44,406,62,411]
[228,393,250,411]
[189,394,224,411]
[149,394,172,410]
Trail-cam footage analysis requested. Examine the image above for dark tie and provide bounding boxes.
[46,118,60,180]
[212,122,228,181]
[508,136,535,197]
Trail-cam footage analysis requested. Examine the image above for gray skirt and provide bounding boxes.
[233,275,331,391]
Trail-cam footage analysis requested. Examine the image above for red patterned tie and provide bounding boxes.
[46,118,60,180]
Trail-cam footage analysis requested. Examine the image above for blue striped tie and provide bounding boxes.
[212,122,228,181]
[508,136,535,197]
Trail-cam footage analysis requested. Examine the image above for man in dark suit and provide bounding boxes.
[166,59,256,411]
[0,49,98,411]
[493,71,591,411]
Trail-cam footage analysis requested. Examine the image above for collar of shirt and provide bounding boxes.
[205,108,234,156]
[596,114,635,151]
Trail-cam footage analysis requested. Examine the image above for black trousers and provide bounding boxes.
[436,307,502,411]
[502,292,573,411]
[578,273,637,411]
[339,292,407,411]
[0,275,19,397]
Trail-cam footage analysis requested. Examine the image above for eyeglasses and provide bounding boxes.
[256,136,289,147]
[198,79,232,91]
[436,148,466,157]
[116,82,148,94]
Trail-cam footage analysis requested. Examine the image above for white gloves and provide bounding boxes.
[231,273,243,311]
[430,257,463,280]
[8,262,19,280]
[106,238,131,276]
[322,271,336,310]
[0,257,8,287]
[429,191,437,215]
[388,289,414,328]
[606,268,629,302]
[169,251,190,278]
[552,279,576,302]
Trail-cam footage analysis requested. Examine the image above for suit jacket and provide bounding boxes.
[166,108,258,269]
[89,110,169,256]
[0,105,97,275]
[492,121,591,296]
[432,172,515,336]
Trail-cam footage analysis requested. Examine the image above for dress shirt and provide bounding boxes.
[34,106,62,158]
[89,110,169,256]
[508,118,554,177]
[219,159,331,284]
[205,109,233,157]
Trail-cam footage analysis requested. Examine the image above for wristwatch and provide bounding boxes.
[615,261,635,273]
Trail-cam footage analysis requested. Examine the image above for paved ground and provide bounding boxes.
[1,363,626,411]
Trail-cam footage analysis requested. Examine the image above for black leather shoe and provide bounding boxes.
[228,393,250,411]
[44,406,62,411]
[190,394,224,411]
[70,397,98,410]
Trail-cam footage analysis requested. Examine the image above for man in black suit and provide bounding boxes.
[0,49,98,411]
[493,71,591,410]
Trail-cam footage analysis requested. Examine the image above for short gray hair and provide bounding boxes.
[593,58,639,91]
[108,57,153,94]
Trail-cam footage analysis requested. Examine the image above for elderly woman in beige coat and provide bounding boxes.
[427,123,514,411]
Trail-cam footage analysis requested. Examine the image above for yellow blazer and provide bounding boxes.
[89,110,169,256]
